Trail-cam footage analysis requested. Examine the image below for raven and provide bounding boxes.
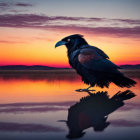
[55,34,136,91]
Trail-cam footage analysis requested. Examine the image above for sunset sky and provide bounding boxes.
[0,0,140,67]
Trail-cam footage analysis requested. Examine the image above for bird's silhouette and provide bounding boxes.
[55,34,136,91]
[65,90,135,139]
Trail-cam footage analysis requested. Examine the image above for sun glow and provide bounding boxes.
[0,26,140,67]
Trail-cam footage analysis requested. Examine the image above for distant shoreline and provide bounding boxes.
[0,69,139,80]
[0,64,140,70]
[0,69,75,73]
[0,69,139,75]
[0,69,139,72]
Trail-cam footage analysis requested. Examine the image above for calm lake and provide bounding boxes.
[0,69,140,140]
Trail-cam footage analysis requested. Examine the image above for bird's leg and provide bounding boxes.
[85,85,96,91]
[75,85,95,92]
[87,85,92,90]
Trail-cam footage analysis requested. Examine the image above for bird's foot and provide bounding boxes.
[75,88,95,92]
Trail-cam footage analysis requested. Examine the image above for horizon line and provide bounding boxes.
[0,64,140,68]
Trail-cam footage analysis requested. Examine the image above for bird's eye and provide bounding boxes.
[67,39,70,42]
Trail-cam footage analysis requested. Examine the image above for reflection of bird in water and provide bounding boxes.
[55,34,136,91]
[65,90,135,139]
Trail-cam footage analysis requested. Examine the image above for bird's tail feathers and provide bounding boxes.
[92,73,136,88]
[81,70,136,88]
[112,75,136,88]
[111,90,136,101]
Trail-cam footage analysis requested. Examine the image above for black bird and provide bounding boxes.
[66,90,135,139]
[55,34,136,91]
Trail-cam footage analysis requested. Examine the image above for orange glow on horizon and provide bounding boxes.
[0,27,139,67]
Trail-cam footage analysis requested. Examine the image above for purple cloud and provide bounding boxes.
[0,2,32,13]
[0,122,64,132]
[0,2,32,8]
[111,119,140,127]
[0,106,66,113]
[0,14,139,26]
[118,102,140,111]
[0,2,10,11]
[0,14,140,38]
[46,25,140,38]
[114,18,140,25]
[0,2,8,7]
[0,101,75,113]
[15,3,32,7]
[0,101,74,107]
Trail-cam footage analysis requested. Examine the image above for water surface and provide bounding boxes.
[0,70,139,140]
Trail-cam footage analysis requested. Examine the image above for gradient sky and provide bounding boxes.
[0,0,140,67]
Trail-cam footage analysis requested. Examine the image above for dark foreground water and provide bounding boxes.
[0,70,139,140]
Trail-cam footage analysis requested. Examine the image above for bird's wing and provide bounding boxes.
[78,47,120,73]
[94,46,109,59]
[80,45,109,59]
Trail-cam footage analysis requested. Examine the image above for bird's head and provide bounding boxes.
[55,34,88,50]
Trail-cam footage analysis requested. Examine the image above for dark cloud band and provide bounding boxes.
[0,101,75,113]
[0,122,64,132]
[0,14,140,38]
[111,119,140,127]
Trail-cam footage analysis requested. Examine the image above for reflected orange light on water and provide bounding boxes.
[0,70,139,104]
[0,78,86,103]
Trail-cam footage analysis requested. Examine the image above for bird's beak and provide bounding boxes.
[55,41,67,48]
